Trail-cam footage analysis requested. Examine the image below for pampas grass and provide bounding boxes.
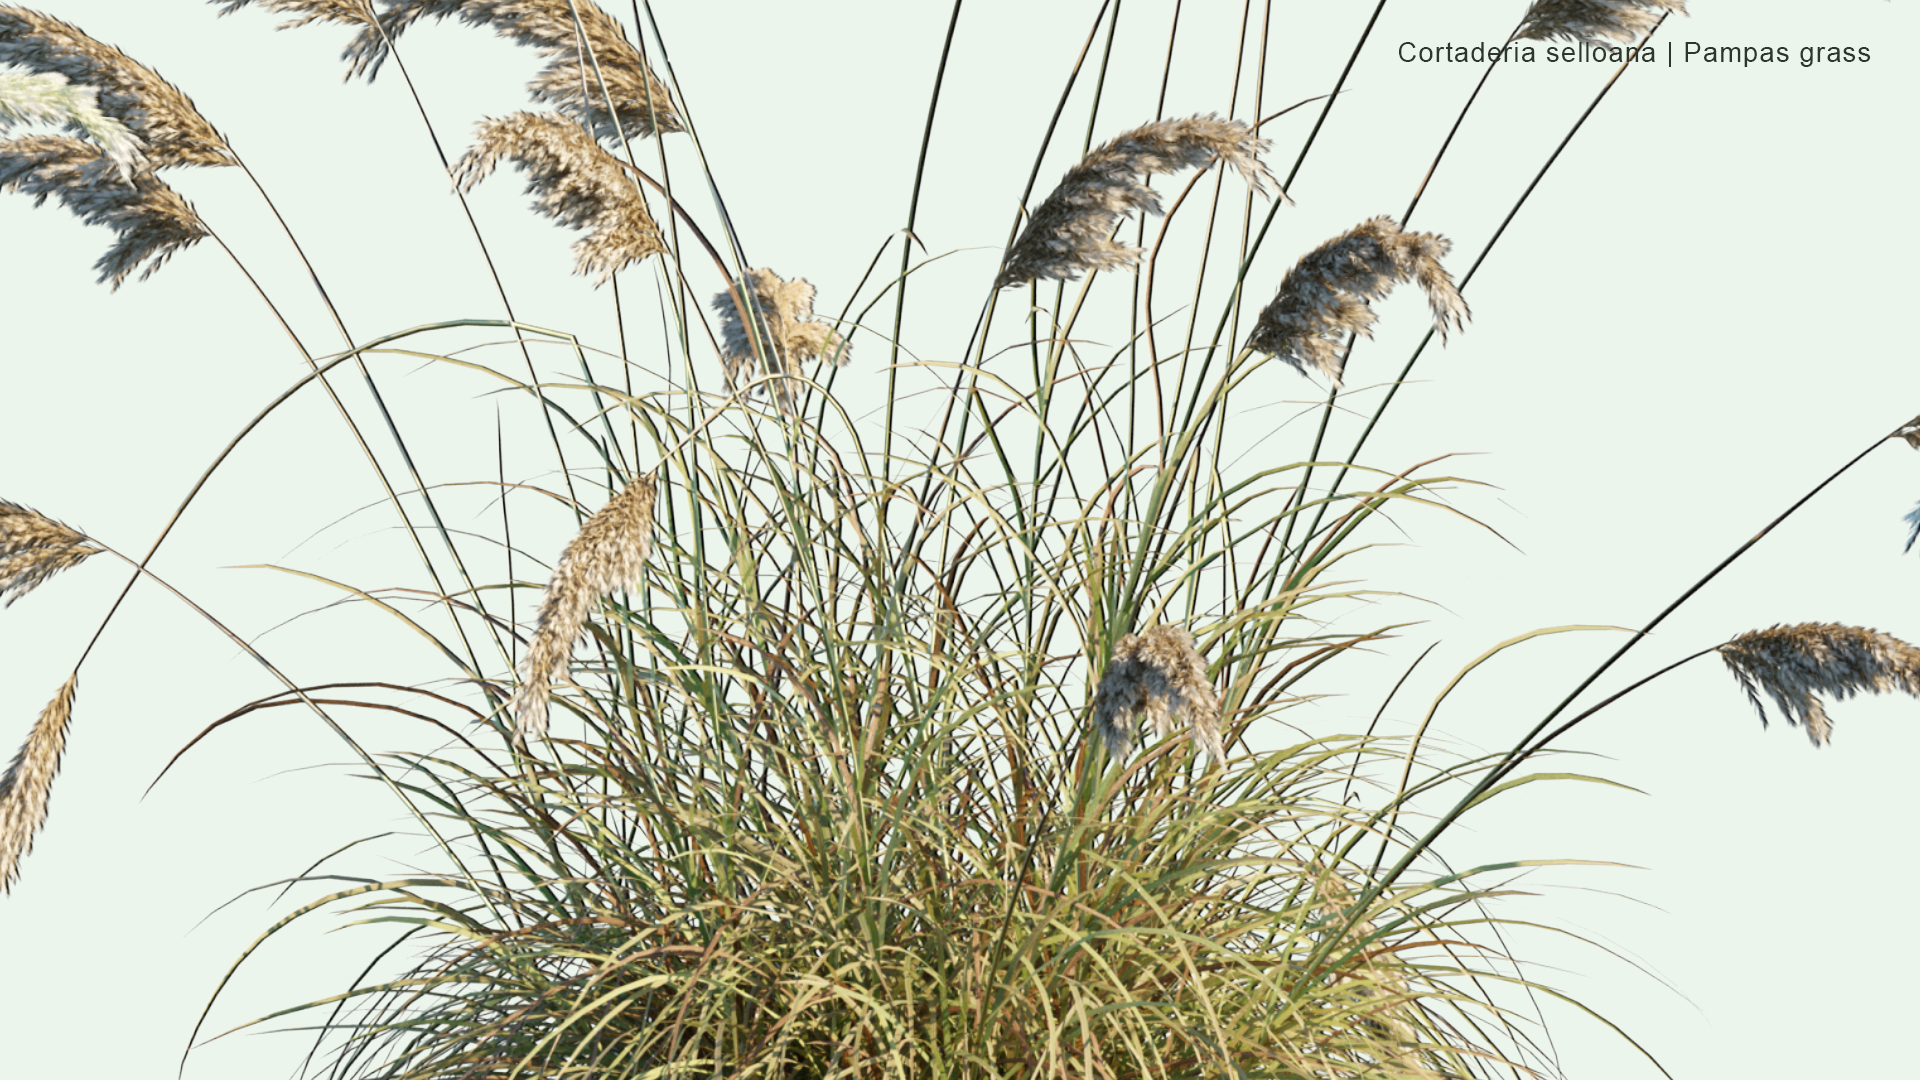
[0,499,102,607]
[453,110,663,283]
[713,268,851,410]
[508,470,656,750]
[0,5,232,168]
[995,113,1278,289]
[1090,624,1225,761]
[0,67,142,177]
[1244,215,1468,388]
[0,675,76,894]
[337,0,682,141]
[0,133,209,286]
[1718,622,1920,747]
[1514,0,1688,45]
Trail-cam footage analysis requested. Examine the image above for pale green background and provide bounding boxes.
[2,1,1915,1076]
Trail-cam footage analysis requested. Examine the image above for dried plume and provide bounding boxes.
[0,675,77,894]
[0,6,233,168]
[712,268,851,411]
[1243,215,1468,388]
[1090,624,1225,760]
[341,1,682,141]
[1718,622,1920,748]
[0,134,210,287]
[1513,0,1686,45]
[0,499,103,606]
[995,114,1280,291]
[0,67,144,179]
[211,1,378,30]
[509,471,657,750]
[453,110,662,283]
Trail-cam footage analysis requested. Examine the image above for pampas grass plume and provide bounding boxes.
[453,110,663,283]
[509,471,657,750]
[1090,624,1225,761]
[995,113,1279,290]
[0,498,104,606]
[0,675,77,894]
[1718,622,1920,747]
[0,5,232,168]
[339,0,683,141]
[712,268,850,411]
[0,67,144,179]
[1244,215,1468,389]
[0,134,211,287]
[1513,0,1687,46]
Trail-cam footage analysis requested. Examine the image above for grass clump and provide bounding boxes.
[1,2,1911,1078]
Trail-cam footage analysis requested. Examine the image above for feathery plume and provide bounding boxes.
[1717,622,1920,748]
[342,1,682,141]
[1243,215,1468,388]
[994,113,1280,290]
[1512,1,1686,46]
[0,499,103,607]
[1090,624,1225,760]
[453,110,662,283]
[712,268,850,411]
[0,6,232,168]
[0,67,144,179]
[509,471,657,750]
[1,135,210,287]
[0,675,77,894]
[211,0,377,29]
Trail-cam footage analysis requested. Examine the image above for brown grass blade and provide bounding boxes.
[1243,215,1468,389]
[712,268,851,412]
[453,110,664,284]
[0,498,104,607]
[1091,624,1225,761]
[0,5,233,168]
[995,113,1279,290]
[0,675,78,895]
[1718,622,1920,747]
[510,471,657,750]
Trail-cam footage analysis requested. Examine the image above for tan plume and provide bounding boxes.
[1090,624,1225,761]
[712,268,850,412]
[0,675,77,894]
[1718,622,1920,748]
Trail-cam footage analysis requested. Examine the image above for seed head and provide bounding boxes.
[0,5,233,168]
[454,110,663,284]
[995,114,1279,291]
[1718,622,1920,748]
[510,471,657,751]
[1090,624,1225,761]
[0,135,210,287]
[712,268,850,412]
[1512,1,1687,46]
[0,675,78,894]
[1243,215,1467,388]
[0,68,145,179]
[343,1,683,141]
[0,499,103,608]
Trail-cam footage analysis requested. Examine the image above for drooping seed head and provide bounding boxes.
[995,114,1280,291]
[0,135,210,287]
[1717,622,1920,748]
[1243,215,1468,388]
[454,111,663,284]
[342,1,683,141]
[509,471,657,750]
[0,6,233,168]
[712,268,850,412]
[0,68,144,179]
[1512,0,1687,46]
[211,0,378,30]
[0,499,104,607]
[0,675,78,894]
[1090,624,1225,761]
